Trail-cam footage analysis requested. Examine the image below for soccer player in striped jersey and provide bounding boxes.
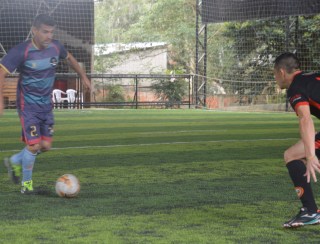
[0,14,91,194]
[274,52,320,228]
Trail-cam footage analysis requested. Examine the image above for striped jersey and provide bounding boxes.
[0,39,68,112]
[287,72,320,119]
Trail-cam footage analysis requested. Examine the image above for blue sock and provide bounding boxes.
[10,148,26,166]
[22,148,37,182]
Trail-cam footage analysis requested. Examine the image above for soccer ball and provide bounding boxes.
[55,174,80,198]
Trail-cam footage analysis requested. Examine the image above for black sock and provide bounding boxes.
[286,160,318,213]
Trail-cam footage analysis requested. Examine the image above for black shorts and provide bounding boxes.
[315,132,320,158]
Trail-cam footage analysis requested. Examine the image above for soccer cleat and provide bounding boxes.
[21,180,34,194]
[283,207,320,228]
[4,157,21,185]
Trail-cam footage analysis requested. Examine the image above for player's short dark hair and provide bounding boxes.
[33,14,56,28]
[274,52,300,73]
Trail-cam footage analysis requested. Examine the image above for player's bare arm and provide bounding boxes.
[66,52,91,90]
[296,105,320,182]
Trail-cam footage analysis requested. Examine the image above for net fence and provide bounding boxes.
[90,74,192,109]
[0,0,93,108]
[199,0,320,110]
[0,0,93,72]
[1,0,320,110]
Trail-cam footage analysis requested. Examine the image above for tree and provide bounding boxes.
[94,0,320,87]
[105,84,126,103]
[95,0,153,43]
[125,0,196,73]
[151,70,188,108]
[295,15,320,71]
[217,19,286,82]
[213,15,320,83]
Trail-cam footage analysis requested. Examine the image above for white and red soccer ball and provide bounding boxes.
[55,174,80,198]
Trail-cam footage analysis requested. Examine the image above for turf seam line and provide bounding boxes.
[0,137,297,152]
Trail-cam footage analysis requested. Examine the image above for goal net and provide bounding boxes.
[198,0,320,111]
[0,0,93,72]
[0,0,93,107]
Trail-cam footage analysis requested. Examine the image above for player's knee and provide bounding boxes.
[41,141,52,152]
[284,150,292,164]
[284,149,301,164]
[27,144,41,154]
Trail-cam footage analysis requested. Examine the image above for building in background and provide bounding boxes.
[94,42,167,74]
[93,42,168,103]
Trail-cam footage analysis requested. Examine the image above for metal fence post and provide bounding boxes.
[135,75,138,109]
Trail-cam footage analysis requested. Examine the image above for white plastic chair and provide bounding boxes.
[66,89,77,109]
[52,89,67,109]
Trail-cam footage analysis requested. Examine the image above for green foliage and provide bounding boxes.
[95,0,196,72]
[213,15,320,82]
[215,19,287,81]
[125,0,196,72]
[94,53,125,73]
[94,0,320,93]
[94,0,153,43]
[295,15,320,71]
[151,72,187,108]
[105,84,126,103]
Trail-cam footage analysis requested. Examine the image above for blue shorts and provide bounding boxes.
[19,110,54,145]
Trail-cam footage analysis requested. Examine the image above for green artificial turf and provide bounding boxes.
[1,109,320,243]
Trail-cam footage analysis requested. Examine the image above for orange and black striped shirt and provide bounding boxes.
[288,72,320,119]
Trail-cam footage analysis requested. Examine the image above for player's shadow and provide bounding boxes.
[31,186,56,197]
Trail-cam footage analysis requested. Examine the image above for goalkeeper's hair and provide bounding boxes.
[274,52,300,74]
[33,14,56,28]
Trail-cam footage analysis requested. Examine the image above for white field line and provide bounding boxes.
[1,138,297,153]
[137,129,228,134]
